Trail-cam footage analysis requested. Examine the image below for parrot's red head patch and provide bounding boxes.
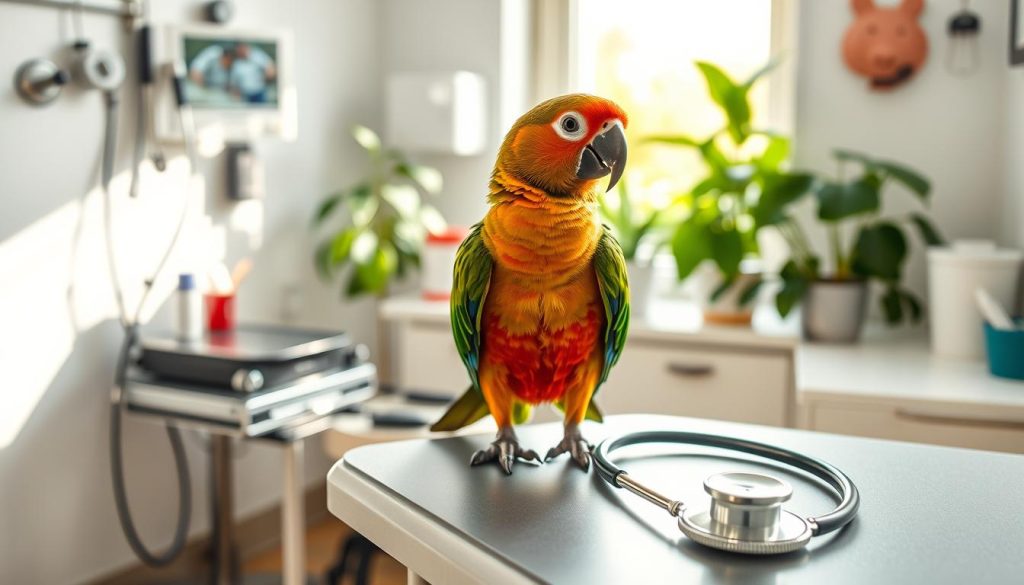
[497,94,628,198]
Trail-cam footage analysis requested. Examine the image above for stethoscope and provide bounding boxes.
[593,431,860,555]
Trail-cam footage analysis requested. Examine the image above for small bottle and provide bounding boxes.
[176,273,203,342]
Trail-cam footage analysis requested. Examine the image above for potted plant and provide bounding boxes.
[313,125,447,298]
[599,179,666,320]
[774,149,945,342]
[646,60,814,324]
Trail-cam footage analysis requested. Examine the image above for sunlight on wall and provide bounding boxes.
[0,157,205,449]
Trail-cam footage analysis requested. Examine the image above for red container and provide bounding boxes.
[205,293,236,331]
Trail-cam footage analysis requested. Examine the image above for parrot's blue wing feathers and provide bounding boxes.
[594,225,630,391]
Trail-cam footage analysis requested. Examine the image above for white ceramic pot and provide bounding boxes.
[802,279,868,343]
[928,242,1023,359]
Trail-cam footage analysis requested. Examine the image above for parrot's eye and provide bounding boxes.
[553,111,587,141]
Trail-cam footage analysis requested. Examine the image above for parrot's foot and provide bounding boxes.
[469,426,541,475]
[544,424,591,471]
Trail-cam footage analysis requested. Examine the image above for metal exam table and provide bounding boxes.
[327,414,1024,585]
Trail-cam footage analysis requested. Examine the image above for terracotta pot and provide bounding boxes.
[703,271,760,326]
[802,279,869,343]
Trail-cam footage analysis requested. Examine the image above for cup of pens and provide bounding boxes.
[975,288,1024,380]
[206,258,251,332]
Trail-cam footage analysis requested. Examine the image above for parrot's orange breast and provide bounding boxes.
[479,187,606,404]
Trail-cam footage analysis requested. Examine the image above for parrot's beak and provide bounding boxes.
[576,121,627,191]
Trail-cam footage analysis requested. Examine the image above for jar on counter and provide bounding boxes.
[421,227,468,301]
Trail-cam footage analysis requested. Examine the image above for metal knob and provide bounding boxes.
[15,59,68,105]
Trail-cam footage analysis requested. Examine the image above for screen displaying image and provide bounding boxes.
[183,36,279,109]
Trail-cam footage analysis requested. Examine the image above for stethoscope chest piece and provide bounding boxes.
[677,472,812,555]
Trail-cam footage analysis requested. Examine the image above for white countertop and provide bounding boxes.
[380,296,1024,419]
[799,326,1024,421]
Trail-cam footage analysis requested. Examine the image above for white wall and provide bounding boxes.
[1004,58,1024,249]
[0,1,380,583]
[794,0,1011,297]
[378,0,530,228]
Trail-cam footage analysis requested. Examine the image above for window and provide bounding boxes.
[536,0,794,210]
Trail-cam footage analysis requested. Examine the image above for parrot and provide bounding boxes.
[430,94,630,475]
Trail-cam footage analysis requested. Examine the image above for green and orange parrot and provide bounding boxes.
[430,94,630,475]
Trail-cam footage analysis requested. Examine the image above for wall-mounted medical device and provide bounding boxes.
[155,24,297,146]
[386,71,487,156]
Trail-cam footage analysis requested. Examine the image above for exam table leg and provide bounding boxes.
[282,440,305,585]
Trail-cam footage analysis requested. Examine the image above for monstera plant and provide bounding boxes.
[773,148,945,342]
[646,60,814,322]
[313,126,446,298]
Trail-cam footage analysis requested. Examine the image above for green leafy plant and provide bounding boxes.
[773,149,945,324]
[645,60,814,305]
[598,179,665,262]
[313,126,447,298]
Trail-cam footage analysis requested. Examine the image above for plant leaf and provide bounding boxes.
[397,163,444,195]
[852,222,907,281]
[757,134,790,171]
[903,289,923,323]
[738,277,764,307]
[753,172,814,226]
[671,217,712,280]
[352,125,382,153]
[816,174,881,221]
[743,57,779,87]
[709,227,743,276]
[643,134,702,148]
[695,61,750,144]
[833,148,874,168]
[880,286,903,325]
[420,204,448,234]
[330,227,359,263]
[710,275,736,303]
[876,160,930,199]
[314,241,333,280]
[908,213,945,246]
[313,193,343,225]
[381,184,421,218]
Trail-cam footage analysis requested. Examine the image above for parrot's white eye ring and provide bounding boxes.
[553,111,588,141]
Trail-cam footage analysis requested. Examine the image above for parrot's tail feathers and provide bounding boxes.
[430,387,491,432]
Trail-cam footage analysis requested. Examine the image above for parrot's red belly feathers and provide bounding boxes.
[483,304,602,403]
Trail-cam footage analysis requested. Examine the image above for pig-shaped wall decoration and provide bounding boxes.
[842,0,929,90]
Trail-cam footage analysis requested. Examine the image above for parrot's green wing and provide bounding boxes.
[594,225,630,390]
[431,224,494,432]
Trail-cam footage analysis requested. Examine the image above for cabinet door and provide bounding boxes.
[598,343,791,427]
[806,401,1024,454]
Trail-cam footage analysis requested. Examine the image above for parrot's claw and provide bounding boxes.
[544,425,592,471]
[470,427,541,475]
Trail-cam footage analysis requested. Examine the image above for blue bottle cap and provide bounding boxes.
[178,273,196,290]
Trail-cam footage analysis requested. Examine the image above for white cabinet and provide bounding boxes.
[802,400,1024,454]
[381,298,797,428]
[797,333,1024,455]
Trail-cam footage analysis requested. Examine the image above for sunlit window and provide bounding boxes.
[574,0,778,210]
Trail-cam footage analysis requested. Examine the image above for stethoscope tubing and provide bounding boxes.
[592,430,860,536]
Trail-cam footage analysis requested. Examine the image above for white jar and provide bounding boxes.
[421,228,468,301]
[176,273,203,342]
[928,241,1023,359]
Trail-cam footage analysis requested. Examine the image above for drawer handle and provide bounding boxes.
[893,409,1024,431]
[666,362,715,378]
